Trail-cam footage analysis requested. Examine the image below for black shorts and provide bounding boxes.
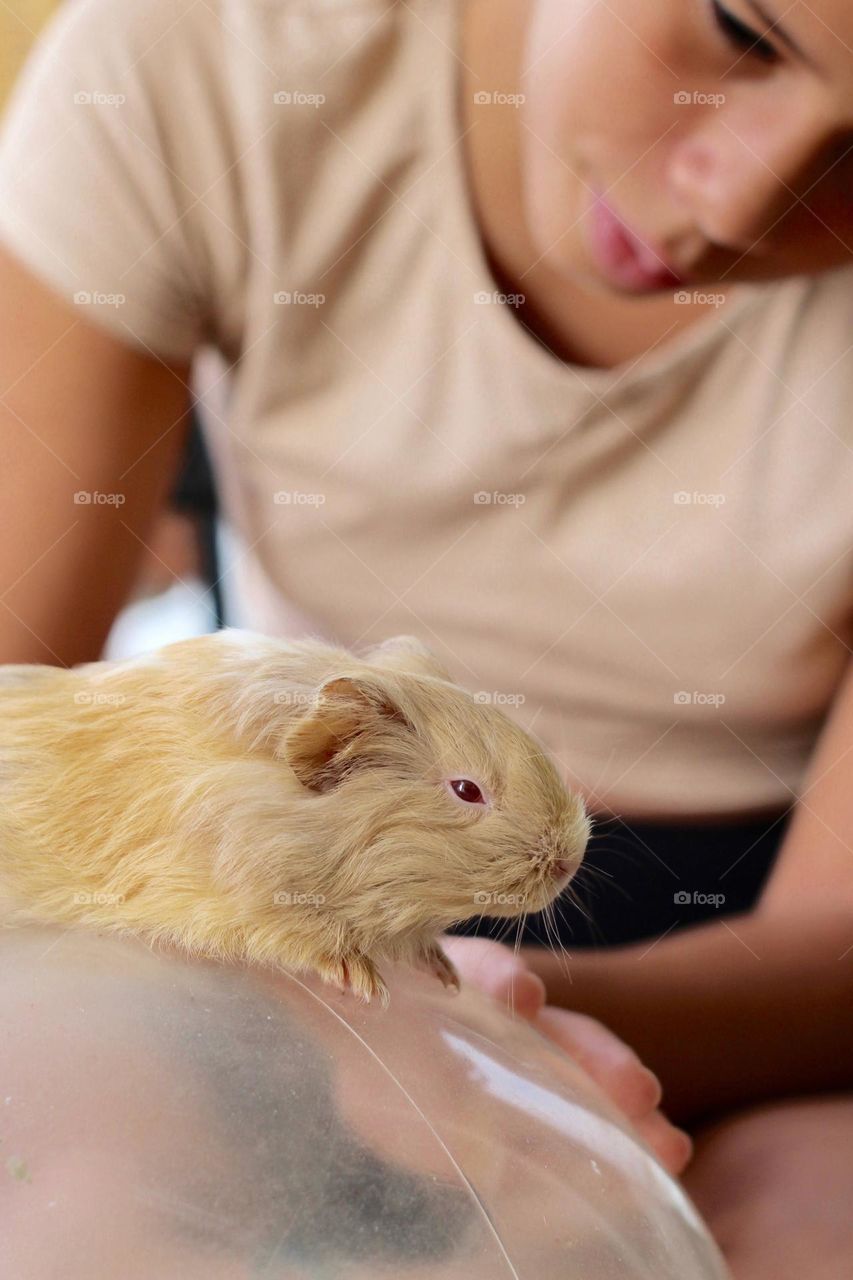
[444,805,795,950]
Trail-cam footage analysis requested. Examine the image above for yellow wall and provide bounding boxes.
[1,1,60,113]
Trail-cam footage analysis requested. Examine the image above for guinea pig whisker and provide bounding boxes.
[561,881,595,923]
[544,906,572,982]
[564,893,609,948]
[552,895,576,943]
[539,900,560,964]
[567,865,604,902]
[544,879,599,945]
[532,908,567,984]
[501,910,527,957]
[574,860,637,909]
[511,912,528,967]
[577,861,616,883]
[493,914,523,949]
[547,896,574,946]
[571,855,645,896]
[587,835,655,863]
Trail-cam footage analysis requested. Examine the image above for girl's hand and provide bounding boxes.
[441,935,693,1178]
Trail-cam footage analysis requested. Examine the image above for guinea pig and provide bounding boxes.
[0,629,591,1006]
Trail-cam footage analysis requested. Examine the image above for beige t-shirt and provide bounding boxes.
[1,0,851,820]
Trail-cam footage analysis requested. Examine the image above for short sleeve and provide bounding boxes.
[0,0,211,363]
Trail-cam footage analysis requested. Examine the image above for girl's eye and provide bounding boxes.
[448,778,485,805]
[710,0,780,63]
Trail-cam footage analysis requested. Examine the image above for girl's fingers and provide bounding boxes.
[439,938,693,1176]
[533,1006,694,1175]
[534,1006,663,1119]
[441,935,547,1019]
[444,940,662,1119]
[634,1110,695,1177]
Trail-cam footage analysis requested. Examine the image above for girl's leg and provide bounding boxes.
[682,1093,853,1280]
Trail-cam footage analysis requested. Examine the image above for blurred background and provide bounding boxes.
[2,0,223,660]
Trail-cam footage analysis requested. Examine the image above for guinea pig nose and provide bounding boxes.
[550,857,574,879]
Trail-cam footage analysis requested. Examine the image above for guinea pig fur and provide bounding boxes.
[0,630,590,1006]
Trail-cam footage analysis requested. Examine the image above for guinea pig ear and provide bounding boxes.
[362,635,453,683]
[281,674,415,793]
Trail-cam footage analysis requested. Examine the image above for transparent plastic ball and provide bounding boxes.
[0,926,731,1279]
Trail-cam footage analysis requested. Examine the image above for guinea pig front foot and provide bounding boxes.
[314,951,391,1009]
[416,941,461,994]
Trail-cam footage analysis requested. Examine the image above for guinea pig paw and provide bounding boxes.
[342,954,391,1009]
[420,942,461,994]
[313,955,350,999]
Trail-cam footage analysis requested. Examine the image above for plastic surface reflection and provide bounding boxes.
[0,927,731,1279]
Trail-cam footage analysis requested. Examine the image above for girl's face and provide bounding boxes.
[519,0,853,292]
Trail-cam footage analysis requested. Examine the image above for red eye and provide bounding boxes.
[448,778,485,805]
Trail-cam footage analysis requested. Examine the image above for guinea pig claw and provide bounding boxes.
[313,955,349,999]
[422,943,461,994]
[343,954,391,1009]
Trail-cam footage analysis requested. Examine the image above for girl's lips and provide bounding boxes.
[586,192,683,291]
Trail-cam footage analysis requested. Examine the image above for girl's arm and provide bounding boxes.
[524,657,853,1126]
[0,245,194,665]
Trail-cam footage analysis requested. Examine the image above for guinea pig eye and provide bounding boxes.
[447,778,485,805]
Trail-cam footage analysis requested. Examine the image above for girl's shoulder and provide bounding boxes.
[0,0,448,361]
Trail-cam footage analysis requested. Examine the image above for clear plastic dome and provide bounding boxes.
[0,926,730,1279]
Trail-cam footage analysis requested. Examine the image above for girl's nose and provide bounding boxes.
[667,96,834,255]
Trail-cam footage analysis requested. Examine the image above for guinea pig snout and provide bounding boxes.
[530,832,582,877]
[538,812,589,869]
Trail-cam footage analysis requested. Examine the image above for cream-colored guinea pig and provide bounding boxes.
[0,630,590,1006]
